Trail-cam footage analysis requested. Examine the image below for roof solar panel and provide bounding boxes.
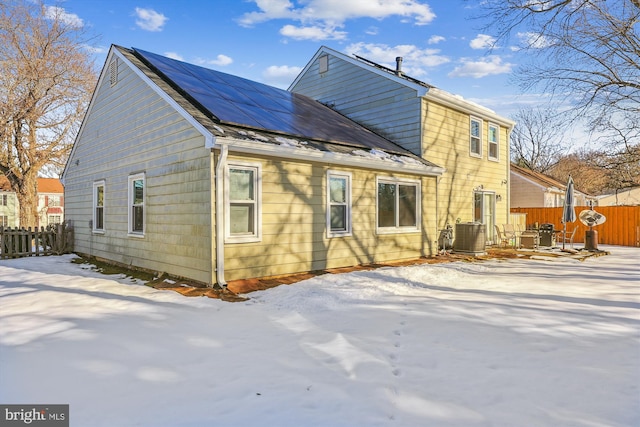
[133,48,407,154]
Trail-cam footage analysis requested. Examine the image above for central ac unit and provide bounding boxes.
[454,223,486,255]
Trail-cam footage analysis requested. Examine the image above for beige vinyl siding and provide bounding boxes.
[222,154,437,281]
[510,172,546,207]
[290,54,423,155]
[422,99,510,230]
[64,56,214,283]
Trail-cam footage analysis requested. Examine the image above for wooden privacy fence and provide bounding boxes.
[511,206,640,247]
[0,223,74,259]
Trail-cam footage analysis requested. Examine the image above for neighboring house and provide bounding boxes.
[510,163,593,207]
[0,176,63,227]
[0,176,19,227]
[37,177,65,227]
[289,46,515,244]
[62,45,445,286]
[598,186,640,206]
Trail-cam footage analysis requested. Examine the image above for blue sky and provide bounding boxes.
[49,0,543,120]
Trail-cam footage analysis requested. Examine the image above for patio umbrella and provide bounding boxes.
[561,175,576,249]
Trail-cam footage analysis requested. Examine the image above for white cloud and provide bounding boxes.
[346,42,450,75]
[134,8,168,32]
[211,54,233,66]
[516,32,552,49]
[280,24,347,41]
[165,52,184,61]
[470,34,496,50]
[428,35,445,45]
[448,56,513,78]
[239,0,436,38]
[83,45,106,54]
[194,55,234,67]
[262,65,303,88]
[45,6,83,28]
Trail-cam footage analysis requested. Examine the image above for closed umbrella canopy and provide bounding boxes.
[561,176,576,249]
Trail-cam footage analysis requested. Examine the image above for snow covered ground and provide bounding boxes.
[1,246,638,427]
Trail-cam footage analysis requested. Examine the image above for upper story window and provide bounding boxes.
[327,171,352,237]
[48,195,61,207]
[0,194,7,206]
[128,173,145,236]
[93,180,105,232]
[377,178,420,234]
[470,117,482,158]
[225,162,261,243]
[488,123,499,161]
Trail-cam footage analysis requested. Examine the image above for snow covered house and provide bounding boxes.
[62,45,445,286]
[289,46,516,244]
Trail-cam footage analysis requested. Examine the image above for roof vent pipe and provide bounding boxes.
[395,57,403,76]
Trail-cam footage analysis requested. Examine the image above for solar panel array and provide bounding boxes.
[134,48,406,154]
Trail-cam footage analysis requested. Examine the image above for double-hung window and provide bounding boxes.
[488,123,499,161]
[327,171,351,237]
[0,194,6,206]
[93,180,105,232]
[377,178,420,233]
[128,173,145,236]
[226,162,261,243]
[470,117,482,157]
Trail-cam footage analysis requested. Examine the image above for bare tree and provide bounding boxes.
[474,0,640,163]
[510,107,571,172]
[0,0,96,227]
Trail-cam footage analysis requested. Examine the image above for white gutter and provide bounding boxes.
[215,144,228,288]
[225,137,444,177]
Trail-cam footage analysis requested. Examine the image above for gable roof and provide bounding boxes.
[510,163,565,191]
[37,178,63,193]
[0,176,63,193]
[131,47,436,158]
[63,45,442,178]
[510,163,592,196]
[290,46,515,130]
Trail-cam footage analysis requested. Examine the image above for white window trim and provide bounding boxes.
[225,161,262,244]
[376,177,421,235]
[488,123,500,162]
[128,173,145,237]
[326,170,352,238]
[93,180,105,234]
[470,116,482,158]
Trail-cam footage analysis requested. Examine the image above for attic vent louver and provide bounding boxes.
[109,58,118,86]
[319,55,329,74]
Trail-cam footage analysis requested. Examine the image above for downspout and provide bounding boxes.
[215,144,228,288]
[435,175,440,252]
